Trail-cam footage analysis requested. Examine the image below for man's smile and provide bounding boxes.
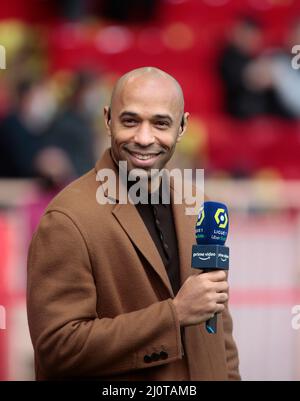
[125,149,161,167]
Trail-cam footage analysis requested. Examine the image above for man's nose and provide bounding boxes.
[134,123,155,146]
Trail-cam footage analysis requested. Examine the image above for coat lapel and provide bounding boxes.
[112,203,174,297]
[95,149,174,297]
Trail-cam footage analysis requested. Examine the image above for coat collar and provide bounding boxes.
[94,148,197,298]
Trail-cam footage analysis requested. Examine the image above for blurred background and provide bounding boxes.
[0,0,300,381]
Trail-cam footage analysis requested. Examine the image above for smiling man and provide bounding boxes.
[27,67,240,381]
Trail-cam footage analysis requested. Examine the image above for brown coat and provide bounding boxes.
[27,149,240,381]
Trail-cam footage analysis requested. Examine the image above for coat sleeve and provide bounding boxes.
[222,300,241,380]
[27,210,183,379]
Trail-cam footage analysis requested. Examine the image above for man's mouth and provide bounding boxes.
[124,149,162,167]
[129,152,159,160]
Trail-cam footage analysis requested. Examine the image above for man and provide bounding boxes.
[27,67,240,380]
[219,17,268,118]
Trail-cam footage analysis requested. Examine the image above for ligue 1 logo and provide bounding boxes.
[195,202,229,245]
[214,208,228,229]
[196,206,205,227]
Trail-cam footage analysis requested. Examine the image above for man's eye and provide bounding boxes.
[122,119,137,126]
[155,121,169,128]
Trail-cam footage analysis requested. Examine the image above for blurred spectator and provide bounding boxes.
[53,0,89,21]
[0,80,42,178]
[101,0,159,23]
[266,19,300,119]
[219,17,269,118]
[0,67,102,188]
[41,71,97,178]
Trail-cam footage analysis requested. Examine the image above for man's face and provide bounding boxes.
[105,75,188,175]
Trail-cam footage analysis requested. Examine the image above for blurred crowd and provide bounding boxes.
[0,70,106,187]
[0,21,113,189]
[1,5,300,188]
[0,1,161,187]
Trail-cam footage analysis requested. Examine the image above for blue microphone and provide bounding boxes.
[191,201,230,334]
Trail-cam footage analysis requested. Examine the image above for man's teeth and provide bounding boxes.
[131,153,157,160]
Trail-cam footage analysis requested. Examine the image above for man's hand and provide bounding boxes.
[172,270,229,327]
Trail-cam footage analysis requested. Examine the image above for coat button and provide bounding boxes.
[151,352,160,361]
[160,351,168,360]
[144,355,152,363]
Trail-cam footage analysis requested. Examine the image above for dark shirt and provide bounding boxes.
[135,192,181,296]
[129,182,185,354]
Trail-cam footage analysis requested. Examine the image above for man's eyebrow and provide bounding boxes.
[152,114,173,123]
[119,112,173,123]
[119,111,140,119]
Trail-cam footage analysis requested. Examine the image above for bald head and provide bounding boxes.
[110,67,184,116]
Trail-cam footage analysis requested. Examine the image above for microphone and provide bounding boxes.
[191,201,230,334]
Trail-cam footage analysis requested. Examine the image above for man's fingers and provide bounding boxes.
[215,281,229,293]
[201,270,227,282]
[216,292,228,304]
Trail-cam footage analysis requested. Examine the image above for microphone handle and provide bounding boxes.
[206,314,217,334]
[205,268,219,334]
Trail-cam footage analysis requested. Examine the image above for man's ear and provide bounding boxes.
[177,112,190,143]
[104,106,112,136]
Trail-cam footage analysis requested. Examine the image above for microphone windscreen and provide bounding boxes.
[195,201,229,245]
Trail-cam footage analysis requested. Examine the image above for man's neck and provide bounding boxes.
[110,149,163,195]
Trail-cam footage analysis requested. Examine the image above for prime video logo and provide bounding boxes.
[193,252,228,262]
[96,162,204,215]
[0,305,6,330]
[193,251,216,261]
[0,45,6,69]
